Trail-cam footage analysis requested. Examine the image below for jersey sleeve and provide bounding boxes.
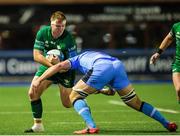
[33,28,45,51]
[67,32,77,58]
[68,55,79,70]
[170,23,178,38]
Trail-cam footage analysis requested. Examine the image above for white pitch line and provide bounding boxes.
[108,100,180,114]
[156,108,179,114]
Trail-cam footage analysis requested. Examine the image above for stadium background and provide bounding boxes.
[0,0,179,84]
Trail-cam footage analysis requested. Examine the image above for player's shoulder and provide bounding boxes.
[172,22,180,28]
[63,29,73,37]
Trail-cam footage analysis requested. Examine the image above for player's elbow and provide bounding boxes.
[57,61,70,71]
[33,56,38,62]
[33,54,42,63]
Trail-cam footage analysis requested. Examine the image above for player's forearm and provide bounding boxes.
[38,64,61,82]
[38,57,53,67]
[34,51,53,67]
[33,49,52,67]
[38,61,71,82]
[159,33,173,51]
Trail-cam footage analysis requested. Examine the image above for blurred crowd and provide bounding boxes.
[0,4,178,50]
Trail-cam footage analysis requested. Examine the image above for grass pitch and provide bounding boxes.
[0,83,179,135]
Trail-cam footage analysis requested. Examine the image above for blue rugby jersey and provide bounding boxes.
[68,51,117,73]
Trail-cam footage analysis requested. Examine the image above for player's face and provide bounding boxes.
[51,19,66,39]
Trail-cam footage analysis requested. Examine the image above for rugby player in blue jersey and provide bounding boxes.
[32,51,177,134]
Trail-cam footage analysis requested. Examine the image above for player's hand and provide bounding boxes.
[47,54,60,65]
[95,86,116,96]
[149,53,160,65]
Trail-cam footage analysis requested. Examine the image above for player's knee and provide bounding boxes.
[174,85,180,98]
[28,89,33,99]
[120,89,141,110]
[120,89,136,103]
[69,88,88,105]
[69,91,81,104]
[175,85,180,91]
[177,90,180,98]
[28,88,39,101]
[28,92,36,100]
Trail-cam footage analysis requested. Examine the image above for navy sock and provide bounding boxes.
[73,99,96,128]
[31,99,42,119]
[140,102,169,128]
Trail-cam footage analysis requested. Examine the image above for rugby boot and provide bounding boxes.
[24,123,44,133]
[167,122,178,132]
[73,127,99,134]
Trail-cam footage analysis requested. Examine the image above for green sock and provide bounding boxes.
[31,99,43,118]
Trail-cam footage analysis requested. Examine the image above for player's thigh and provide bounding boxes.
[29,76,52,99]
[117,84,142,110]
[111,61,130,90]
[58,84,72,108]
[84,65,114,91]
[69,80,97,103]
[172,72,180,91]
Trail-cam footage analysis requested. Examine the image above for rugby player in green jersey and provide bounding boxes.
[24,11,77,133]
[150,22,180,104]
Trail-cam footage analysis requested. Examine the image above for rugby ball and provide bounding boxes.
[46,49,64,60]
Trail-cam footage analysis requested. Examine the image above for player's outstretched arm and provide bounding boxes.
[40,60,70,81]
[32,60,71,90]
[149,33,173,65]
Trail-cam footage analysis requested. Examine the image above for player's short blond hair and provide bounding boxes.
[50,11,66,22]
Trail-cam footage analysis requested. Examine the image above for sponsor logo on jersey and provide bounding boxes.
[64,79,70,85]
[44,41,49,47]
[57,45,61,49]
[69,45,76,51]
[172,68,177,72]
[50,41,56,45]
[45,44,49,47]
[176,32,180,39]
[57,43,66,50]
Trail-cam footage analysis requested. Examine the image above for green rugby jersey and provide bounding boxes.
[34,25,77,58]
[170,22,180,72]
[170,22,180,60]
[34,25,77,87]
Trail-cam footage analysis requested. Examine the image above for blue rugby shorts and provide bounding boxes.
[82,59,130,91]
